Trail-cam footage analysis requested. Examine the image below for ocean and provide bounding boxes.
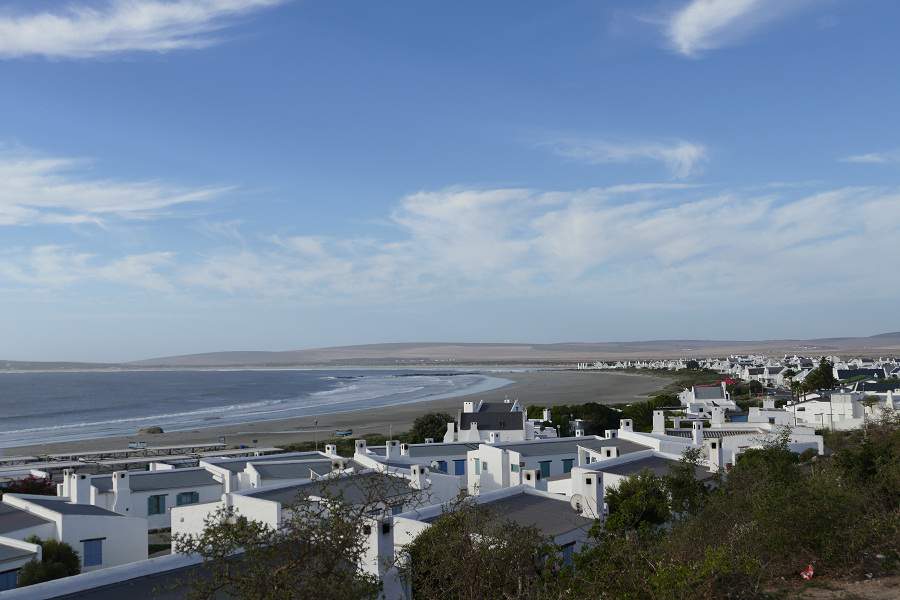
[0,369,512,449]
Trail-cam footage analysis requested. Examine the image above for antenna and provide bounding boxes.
[569,493,585,512]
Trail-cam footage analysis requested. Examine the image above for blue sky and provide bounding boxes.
[1,0,899,361]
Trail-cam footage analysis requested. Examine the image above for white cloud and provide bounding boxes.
[6,185,900,308]
[0,0,286,59]
[0,246,175,292]
[667,0,817,57]
[175,185,900,305]
[0,150,230,226]
[840,150,900,165]
[547,138,708,178]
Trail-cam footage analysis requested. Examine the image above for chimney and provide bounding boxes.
[385,440,399,459]
[325,444,338,456]
[704,438,724,472]
[652,410,666,434]
[521,468,543,490]
[111,471,132,514]
[574,428,585,437]
[400,443,410,457]
[601,446,618,460]
[354,439,367,456]
[61,469,74,498]
[463,401,476,413]
[762,398,775,410]
[445,422,456,442]
[409,464,427,490]
[604,429,617,439]
[424,438,434,444]
[692,421,704,446]
[331,458,348,472]
[488,431,501,444]
[69,471,91,504]
[573,469,603,519]
[542,408,551,422]
[620,418,633,433]
[577,446,591,466]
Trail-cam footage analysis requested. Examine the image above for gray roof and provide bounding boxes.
[665,429,757,439]
[693,385,725,400]
[0,542,37,562]
[596,456,715,480]
[459,412,523,432]
[246,472,413,506]
[0,503,52,534]
[404,443,478,458]
[208,452,325,474]
[24,498,123,517]
[499,437,646,457]
[127,469,219,492]
[424,493,592,538]
[252,460,339,480]
[91,475,113,493]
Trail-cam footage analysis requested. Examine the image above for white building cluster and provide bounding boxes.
[0,397,827,599]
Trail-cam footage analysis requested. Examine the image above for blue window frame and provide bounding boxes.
[176,491,199,506]
[148,494,167,515]
[539,461,551,478]
[82,539,103,567]
[0,569,17,591]
[436,460,447,473]
[562,458,574,473]
[453,459,465,476]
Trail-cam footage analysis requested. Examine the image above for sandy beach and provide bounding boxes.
[8,369,666,456]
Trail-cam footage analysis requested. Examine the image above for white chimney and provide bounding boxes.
[445,422,456,442]
[463,401,476,413]
[692,421,704,446]
[620,418,633,433]
[705,438,724,471]
[111,471,132,514]
[354,439,367,456]
[384,440,399,459]
[652,410,666,434]
[604,429,617,439]
[542,408,552,422]
[69,471,91,504]
[763,398,775,410]
[325,444,338,456]
[488,431,501,444]
[424,438,434,444]
[711,407,726,427]
[574,428,585,437]
[409,464,427,490]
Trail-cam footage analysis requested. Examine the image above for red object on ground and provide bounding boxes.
[800,564,815,580]
[722,378,737,385]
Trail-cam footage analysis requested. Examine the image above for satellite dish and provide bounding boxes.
[570,494,585,512]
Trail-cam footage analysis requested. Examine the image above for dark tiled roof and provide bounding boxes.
[693,385,725,400]
[439,493,592,538]
[128,469,219,492]
[25,498,123,517]
[91,475,113,493]
[665,429,757,439]
[405,443,479,458]
[855,380,900,393]
[246,472,413,506]
[836,368,884,380]
[459,412,523,431]
[596,456,715,481]
[0,503,53,534]
[208,452,325,474]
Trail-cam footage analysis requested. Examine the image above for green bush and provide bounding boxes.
[17,537,80,587]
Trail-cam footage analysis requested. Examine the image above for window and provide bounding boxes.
[391,504,404,515]
[176,491,200,506]
[0,570,17,591]
[148,494,167,515]
[436,460,448,473]
[453,459,465,476]
[562,458,574,473]
[539,460,551,478]
[768,417,776,424]
[482,461,488,472]
[473,458,481,475]
[82,539,104,567]
[510,464,519,472]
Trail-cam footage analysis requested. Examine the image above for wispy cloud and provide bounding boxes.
[0,149,230,226]
[666,0,817,57]
[0,246,176,292]
[0,0,287,59]
[6,184,900,307]
[545,138,708,179]
[840,150,900,165]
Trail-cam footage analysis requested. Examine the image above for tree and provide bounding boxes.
[17,537,81,587]
[397,498,560,600]
[685,360,701,370]
[665,448,711,518]
[604,470,671,533]
[804,358,837,391]
[408,412,455,443]
[173,473,424,600]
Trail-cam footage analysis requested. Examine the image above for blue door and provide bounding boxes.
[83,539,103,567]
[0,570,17,591]
[539,461,551,478]
[453,459,465,475]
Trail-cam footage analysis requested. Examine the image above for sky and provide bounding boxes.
[1,0,899,362]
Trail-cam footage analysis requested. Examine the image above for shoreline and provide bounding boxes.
[3,370,666,456]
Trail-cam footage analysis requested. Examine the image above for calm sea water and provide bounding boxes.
[0,369,512,449]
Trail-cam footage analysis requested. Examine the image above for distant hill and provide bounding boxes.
[4,333,898,370]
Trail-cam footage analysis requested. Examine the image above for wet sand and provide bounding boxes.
[9,369,666,456]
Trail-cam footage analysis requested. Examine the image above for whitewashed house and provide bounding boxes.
[444,399,539,443]
[0,494,147,591]
[678,382,737,416]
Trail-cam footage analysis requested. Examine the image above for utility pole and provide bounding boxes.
[314,419,318,451]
